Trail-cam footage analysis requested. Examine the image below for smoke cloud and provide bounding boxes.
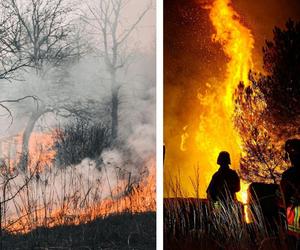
[0,0,155,230]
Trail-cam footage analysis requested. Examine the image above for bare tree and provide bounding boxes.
[2,0,84,169]
[0,2,31,80]
[7,0,77,74]
[83,0,151,139]
[0,4,37,132]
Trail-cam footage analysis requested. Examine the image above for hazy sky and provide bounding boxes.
[84,0,156,52]
[0,0,156,139]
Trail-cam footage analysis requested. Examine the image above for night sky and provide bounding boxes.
[164,0,300,146]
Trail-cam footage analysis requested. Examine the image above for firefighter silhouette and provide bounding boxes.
[206,151,240,203]
[281,139,300,207]
[281,139,300,246]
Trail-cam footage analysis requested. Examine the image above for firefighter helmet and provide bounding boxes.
[217,151,231,166]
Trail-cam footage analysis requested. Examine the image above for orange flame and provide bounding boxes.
[1,132,155,233]
[6,159,155,233]
[207,0,254,206]
[209,0,254,105]
[0,131,55,172]
[168,0,254,208]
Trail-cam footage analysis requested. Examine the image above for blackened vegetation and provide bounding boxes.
[1,212,156,250]
[54,120,111,166]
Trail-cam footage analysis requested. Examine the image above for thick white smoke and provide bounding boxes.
[0,0,155,232]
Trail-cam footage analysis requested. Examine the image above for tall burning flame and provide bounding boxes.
[200,0,254,202]
[209,0,254,106]
[172,0,254,205]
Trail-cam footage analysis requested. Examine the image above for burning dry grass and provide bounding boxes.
[0,158,155,234]
[0,114,156,236]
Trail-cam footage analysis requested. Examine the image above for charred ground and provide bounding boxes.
[1,212,156,250]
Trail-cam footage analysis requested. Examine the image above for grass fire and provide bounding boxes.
[0,0,156,249]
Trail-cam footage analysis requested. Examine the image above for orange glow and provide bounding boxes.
[1,131,155,234]
[0,131,55,171]
[237,182,250,223]
[206,0,253,207]
[180,125,189,152]
[165,0,254,209]
[5,159,155,234]
[28,132,56,170]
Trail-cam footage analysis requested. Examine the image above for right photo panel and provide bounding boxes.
[164,0,300,249]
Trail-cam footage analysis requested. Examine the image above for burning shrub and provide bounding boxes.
[54,120,111,166]
[234,80,288,183]
[233,20,300,184]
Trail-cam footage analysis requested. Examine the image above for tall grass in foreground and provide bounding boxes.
[164,168,288,250]
[0,158,154,234]
[0,122,155,235]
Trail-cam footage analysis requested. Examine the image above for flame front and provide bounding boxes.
[167,0,254,204]
[202,0,254,202]
[6,159,156,233]
[210,0,254,106]
[0,132,155,233]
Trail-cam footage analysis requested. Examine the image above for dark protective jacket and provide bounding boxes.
[281,166,300,207]
[206,166,240,202]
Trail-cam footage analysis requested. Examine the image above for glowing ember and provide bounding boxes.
[237,182,250,223]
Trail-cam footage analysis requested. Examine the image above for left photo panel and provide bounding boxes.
[0,0,156,249]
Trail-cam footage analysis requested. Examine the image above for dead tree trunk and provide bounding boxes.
[20,108,49,171]
[111,71,119,140]
[84,0,150,140]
